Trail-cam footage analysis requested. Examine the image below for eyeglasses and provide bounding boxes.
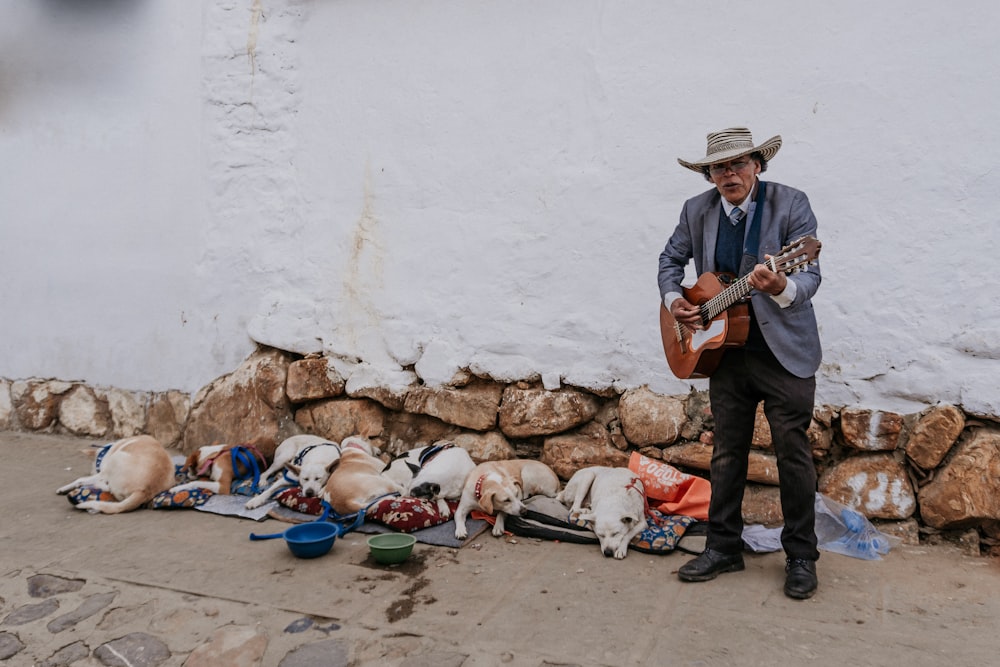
[708,159,752,177]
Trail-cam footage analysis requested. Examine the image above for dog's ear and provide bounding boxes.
[181,452,199,473]
[406,461,420,475]
[325,459,341,474]
[480,490,494,515]
[287,462,301,476]
[621,515,636,527]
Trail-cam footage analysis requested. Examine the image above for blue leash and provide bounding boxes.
[230,446,264,495]
[318,492,399,534]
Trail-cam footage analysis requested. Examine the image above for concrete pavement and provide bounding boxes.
[2,431,999,667]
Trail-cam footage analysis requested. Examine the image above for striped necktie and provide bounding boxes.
[730,206,745,226]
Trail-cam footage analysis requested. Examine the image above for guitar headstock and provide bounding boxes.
[770,235,821,275]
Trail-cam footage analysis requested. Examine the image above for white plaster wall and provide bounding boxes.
[1,1,997,417]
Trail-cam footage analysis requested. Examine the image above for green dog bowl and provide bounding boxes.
[367,533,417,564]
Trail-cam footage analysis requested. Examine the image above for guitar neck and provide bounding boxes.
[695,236,821,325]
[700,275,752,323]
[699,256,779,323]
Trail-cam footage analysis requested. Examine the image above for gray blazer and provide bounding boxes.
[657,180,822,378]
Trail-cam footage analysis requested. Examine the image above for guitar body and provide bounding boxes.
[658,236,821,380]
[660,272,750,379]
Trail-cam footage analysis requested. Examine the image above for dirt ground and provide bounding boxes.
[2,431,1000,667]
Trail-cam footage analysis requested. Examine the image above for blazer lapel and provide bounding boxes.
[701,197,722,273]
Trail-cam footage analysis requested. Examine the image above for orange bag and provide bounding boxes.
[628,451,711,521]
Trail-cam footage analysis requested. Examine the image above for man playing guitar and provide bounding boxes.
[658,127,823,600]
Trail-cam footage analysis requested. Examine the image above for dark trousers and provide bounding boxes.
[706,347,819,561]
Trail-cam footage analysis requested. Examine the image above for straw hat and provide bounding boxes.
[677,127,782,173]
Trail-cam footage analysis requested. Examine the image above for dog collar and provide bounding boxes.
[625,476,653,517]
[293,442,340,465]
[196,451,222,477]
[624,476,643,497]
[474,474,487,500]
[93,444,112,472]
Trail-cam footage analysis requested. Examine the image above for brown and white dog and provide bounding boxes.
[56,435,176,514]
[453,459,560,539]
[322,439,404,516]
[557,466,648,559]
[244,434,344,509]
[172,439,270,495]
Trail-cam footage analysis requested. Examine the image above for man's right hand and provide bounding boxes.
[670,297,703,330]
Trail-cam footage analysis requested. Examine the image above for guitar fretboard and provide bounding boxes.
[700,276,752,325]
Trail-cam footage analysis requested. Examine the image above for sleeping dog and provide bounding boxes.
[244,434,343,509]
[453,459,560,539]
[557,466,648,559]
[56,435,176,514]
[322,442,405,516]
[382,441,476,518]
[172,440,270,495]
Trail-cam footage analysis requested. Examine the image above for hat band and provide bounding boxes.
[708,140,754,156]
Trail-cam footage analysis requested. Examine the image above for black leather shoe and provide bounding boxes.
[784,558,818,599]
[678,548,745,582]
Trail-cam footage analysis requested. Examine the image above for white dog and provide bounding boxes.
[453,459,560,540]
[244,434,343,509]
[399,441,476,518]
[381,446,424,490]
[56,435,176,514]
[557,466,648,559]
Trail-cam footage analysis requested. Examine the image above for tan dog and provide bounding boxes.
[454,460,561,539]
[322,441,404,516]
[173,440,269,495]
[56,435,176,514]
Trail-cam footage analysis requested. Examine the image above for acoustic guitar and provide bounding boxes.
[659,235,822,379]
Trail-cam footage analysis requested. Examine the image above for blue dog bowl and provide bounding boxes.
[249,503,360,559]
[281,522,340,558]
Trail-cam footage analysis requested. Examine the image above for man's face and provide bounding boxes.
[708,156,760,205]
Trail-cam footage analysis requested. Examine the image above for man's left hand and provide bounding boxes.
[747,261,787,296]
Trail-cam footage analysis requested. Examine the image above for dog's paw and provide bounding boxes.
[74,501,102,514]
[434,498,451,519]
[244,496,266,510]
[491,525,505,537]
[454,525,468,540]
[614,546,629,559]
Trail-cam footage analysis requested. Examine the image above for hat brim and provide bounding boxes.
[677,135,782,173]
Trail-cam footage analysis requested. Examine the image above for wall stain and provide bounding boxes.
[246,0,263,127]
[341,161,385,351]
[247,0,262,81]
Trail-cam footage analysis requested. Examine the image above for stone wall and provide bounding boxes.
[4,346,998,558]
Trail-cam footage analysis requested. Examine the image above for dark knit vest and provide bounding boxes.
[714,202,768,352]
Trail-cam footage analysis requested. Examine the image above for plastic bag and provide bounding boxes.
[741,524,782,553]
[814,493,901,561]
